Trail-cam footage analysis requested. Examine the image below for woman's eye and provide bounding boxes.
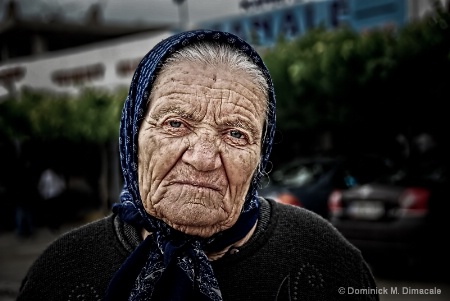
[226,129,249,146]
[230,130,244,139]
[163,119,188,136]
[169,120,182,128]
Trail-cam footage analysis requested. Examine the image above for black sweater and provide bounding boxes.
[17,198,379,301]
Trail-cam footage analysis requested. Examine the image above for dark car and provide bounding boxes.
[258,154,395,218]
[328,161,450,278]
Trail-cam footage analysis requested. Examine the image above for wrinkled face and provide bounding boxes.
[137,60,267,238]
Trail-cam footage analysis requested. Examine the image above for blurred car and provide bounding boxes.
[328,162,450,277]
[258,154,395,218]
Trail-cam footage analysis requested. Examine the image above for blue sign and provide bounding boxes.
[345,0,407,31]
[199,0,407,46]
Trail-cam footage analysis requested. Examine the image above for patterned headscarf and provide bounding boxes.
[103,29,276,301]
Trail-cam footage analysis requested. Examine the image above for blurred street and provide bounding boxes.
[0,212,104,301]
[0,226,65,301]
[1,216,449,301]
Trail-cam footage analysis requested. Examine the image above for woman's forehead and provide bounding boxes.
[151,60,266,104]
[147,63,267,129]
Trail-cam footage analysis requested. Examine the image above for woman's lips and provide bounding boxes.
[169,180,224,195]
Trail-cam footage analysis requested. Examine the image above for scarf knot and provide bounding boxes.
[162,234,195,267]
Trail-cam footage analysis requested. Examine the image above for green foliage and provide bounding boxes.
[264,26,397,131]
[2,2,450,148]
[263,1,450,137]
[0,87,127,143]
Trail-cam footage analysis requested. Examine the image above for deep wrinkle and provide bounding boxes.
[216,92,260,140]
[157,124,228,196]
[155,67,264,112]
[140,138,188,208]
[149,100,259,145]
[137,59,265,237]
[148,82,264,135]
[151,140,186,184]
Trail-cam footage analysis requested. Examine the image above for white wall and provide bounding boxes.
[408,0,450,20]
[0,30,173,98]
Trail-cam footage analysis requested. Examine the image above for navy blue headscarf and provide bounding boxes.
[104,29,276,301]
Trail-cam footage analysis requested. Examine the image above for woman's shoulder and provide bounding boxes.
[34,214,115,262]
[17,214,127,300]
[20,214,121,280]
[55,214,114,242]
[266,198,361,254]
[266,197,331,226]
[268,198,336,228]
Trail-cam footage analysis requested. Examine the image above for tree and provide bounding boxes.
[262,1,450,160]
[0,87,127,213]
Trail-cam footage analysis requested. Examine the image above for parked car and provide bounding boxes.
[328,162,450,278]
[258,154,395,218]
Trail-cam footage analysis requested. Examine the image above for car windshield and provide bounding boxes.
[270,157,337,187]
[269,154,397,189]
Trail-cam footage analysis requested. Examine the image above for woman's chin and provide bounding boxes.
[169,222,225,238]
[159,207,235,238]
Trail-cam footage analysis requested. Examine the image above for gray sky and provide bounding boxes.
[2,0,312,26]
[2,0,247,25]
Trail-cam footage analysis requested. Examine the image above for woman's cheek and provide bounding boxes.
[143,136,190,200]
[224,148,260,193]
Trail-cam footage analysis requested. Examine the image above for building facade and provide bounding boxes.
[0,0,446,99]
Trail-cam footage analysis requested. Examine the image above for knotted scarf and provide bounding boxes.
[103,29,276,301]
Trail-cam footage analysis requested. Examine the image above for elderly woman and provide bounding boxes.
[17,30,379,301]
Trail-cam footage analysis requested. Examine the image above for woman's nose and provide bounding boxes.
[182,132,221,171]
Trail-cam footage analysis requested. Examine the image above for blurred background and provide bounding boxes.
[1,0,450,300]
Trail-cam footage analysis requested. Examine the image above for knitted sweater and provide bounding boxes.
[17,198,379,301]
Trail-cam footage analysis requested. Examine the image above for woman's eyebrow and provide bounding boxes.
[150,105,196,120]
[150,105,259,135]
[223,118,258,136]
